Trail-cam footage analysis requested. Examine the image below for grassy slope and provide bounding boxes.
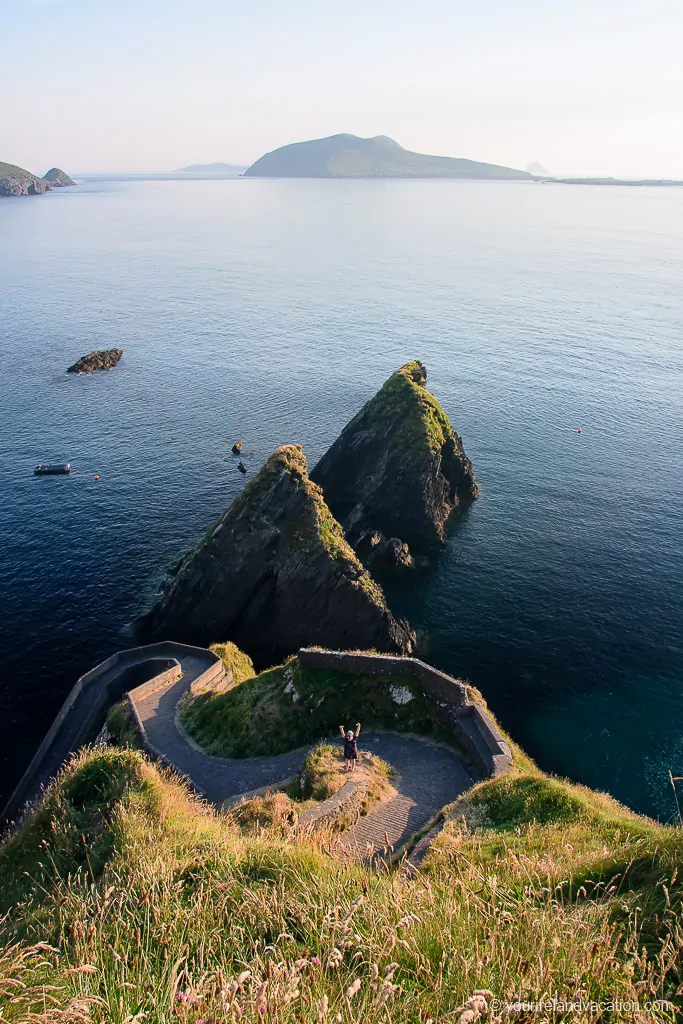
[180,655,450,758]
[360,359,467,457]
[0,747,681,1022]
[210,641,256,683]
[0,160,35,178]
[231,744,392,833]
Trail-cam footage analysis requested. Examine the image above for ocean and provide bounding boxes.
[0,175,681,819]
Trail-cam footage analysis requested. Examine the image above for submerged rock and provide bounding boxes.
[355,530,414,572]
[311,360,478,556]
[67,349,123,374]
[43,167,76,187]
[136,444,414,665]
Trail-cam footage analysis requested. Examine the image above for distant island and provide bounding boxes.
[526,161,549,176]
[0,161,75,197]
[175,162,247,175]
[244,134,532,179]
[549,176,683,187]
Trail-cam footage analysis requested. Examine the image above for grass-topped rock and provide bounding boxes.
[42,167,76,187]
[137,444,413,664]
[311,361,478,567]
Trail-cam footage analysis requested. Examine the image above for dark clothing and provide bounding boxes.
[344,737,358,760]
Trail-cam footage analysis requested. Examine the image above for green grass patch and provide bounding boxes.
[356,360,467,460]
[106,699,143,749]
[180,657,448,758]
[209,641,255,683]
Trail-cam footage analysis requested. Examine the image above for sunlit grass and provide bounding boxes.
[1,747,681,1022]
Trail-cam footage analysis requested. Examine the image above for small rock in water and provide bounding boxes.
[237,461,247,474]
[67,348,123,374]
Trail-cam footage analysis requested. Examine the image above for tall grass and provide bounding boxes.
[0,748,681,1022]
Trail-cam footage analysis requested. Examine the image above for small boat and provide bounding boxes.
[34,463,71,476]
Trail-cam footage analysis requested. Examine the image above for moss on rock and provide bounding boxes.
[137,445,413,664]
[311,361,478,555]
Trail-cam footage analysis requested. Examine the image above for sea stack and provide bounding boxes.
[311,361,478,566]
[136,444,414,664]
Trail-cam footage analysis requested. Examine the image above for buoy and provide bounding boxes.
[232,441,243,454]
[94,474,100,480]
[577,427,582,434]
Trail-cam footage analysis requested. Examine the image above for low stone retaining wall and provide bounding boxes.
[295,778,367,833]
[297,647,512,780]
[298,648,468,705]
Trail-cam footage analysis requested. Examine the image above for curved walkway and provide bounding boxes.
[131,661,473,843]
[131,661,308,803]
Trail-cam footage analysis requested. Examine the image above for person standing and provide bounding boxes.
[339,722,361,773]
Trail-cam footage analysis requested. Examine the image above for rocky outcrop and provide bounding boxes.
[67,349,123,374]
[43,167,76,187]
[0,161,51,197]
[136,444,414,665]
[311,361,478,564]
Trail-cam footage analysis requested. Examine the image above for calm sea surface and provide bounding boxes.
[1,177,681,818]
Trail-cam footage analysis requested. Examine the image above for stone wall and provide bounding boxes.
[297,647,512,779]
[1,642,222,825]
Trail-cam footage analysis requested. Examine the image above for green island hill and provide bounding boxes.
[175,162,247,174]
[0,160,50,197]
[0,161,76,196]
[43,167,76,187]
[244,134,532,179]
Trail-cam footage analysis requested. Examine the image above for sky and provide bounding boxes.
[2,0,683,176]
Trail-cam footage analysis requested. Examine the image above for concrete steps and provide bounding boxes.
[337,792,417,861]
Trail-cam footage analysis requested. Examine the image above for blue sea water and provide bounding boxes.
[0,176,681,819]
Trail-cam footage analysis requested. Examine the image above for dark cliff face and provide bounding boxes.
[311,361,478,559]
[136,445,413,666]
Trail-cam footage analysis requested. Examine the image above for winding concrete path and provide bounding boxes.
[132,658,473,846]
[4,642,474,859]
[131,658,308,803]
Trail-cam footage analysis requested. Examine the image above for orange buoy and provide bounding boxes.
[577,427,582,433]
[94,474,100,480]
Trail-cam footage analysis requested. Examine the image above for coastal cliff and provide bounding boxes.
[136,444,413,664]
[311,361,478,565]
[0,161,51,197]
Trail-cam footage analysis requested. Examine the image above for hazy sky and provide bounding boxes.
[3,0,682,176]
